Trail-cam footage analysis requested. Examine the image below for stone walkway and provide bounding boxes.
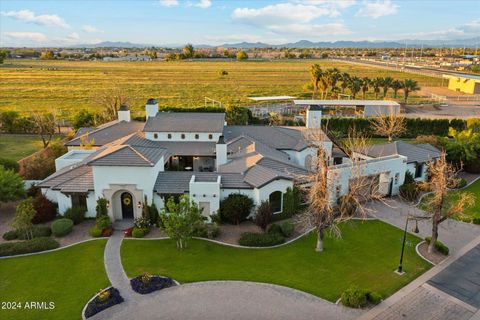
[92,232,363,320]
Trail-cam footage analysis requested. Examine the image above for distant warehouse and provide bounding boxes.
[443,74,480,94]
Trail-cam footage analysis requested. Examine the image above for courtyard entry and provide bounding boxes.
[121,192,134,219]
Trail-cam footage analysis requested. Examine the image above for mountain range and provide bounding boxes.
[72,37,480,49]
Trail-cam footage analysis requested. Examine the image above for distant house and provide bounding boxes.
[103,55,152,62]
[443,74,480,94]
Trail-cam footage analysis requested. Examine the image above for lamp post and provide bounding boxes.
[396,213,429,275]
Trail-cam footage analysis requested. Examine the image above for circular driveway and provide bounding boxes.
[91,281,363,320]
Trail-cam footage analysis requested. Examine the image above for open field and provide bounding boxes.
[0,59,442,119]
[0,134,63,161]
[0,240,108,320]
[122,220,431,302]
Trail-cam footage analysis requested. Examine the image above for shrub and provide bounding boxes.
[149,203,159,227]
[399,183,419,202]
[239,232,285,247]
[0,237,59,257]
[133,217,151,229]
[341,287,368,308]
[95,198,108,218]
[96,215,112,230]
[84,287,124,318]
[193,222,220,239]
[17,225,51,240]
[280,221,295,237]
[0,157,19,172]
[2,230,18,241]
[254,201,273,231]
[132,227,145,238]
[220,193,254,224]
[425,236,449,255]
[102,227,113,237]
[472,217,480,225]
[267,223,283,235]
[22,154,55,180]
[367,291,382,305]
[32,193,57,224]
[465,158,480,174]
[51,218,74,237]
[130,275,175,294]
[448,177,467,189]
[64,207,86,225]
[283,187,301,217]
[89,226,102,237]
[210,212,221,224]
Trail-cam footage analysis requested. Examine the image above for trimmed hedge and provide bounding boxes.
[84,287,124,318]
[0,237,59,257]
[51,218,74,237]
[340,287,382,308]
[220,193,254,225]
[2,230,18,241]
[279,221,295,237]
[130,275,175,294]
[132,227,146,238]
[425,236,449,255]
[239,232,285,247]
[16,226,52,240]
[89,226,102,237]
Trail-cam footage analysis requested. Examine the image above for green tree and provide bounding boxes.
[72,110,96,130]
[0,50,9,64]
[11,198,36,240]
[183,43,195,58]
[361,77,370,99]
[0,166,25,203]
[0,111,20,133]
[160,195,204,249]
[371,77,383,99]
[236,50,248,61]
[40,50,54,60]
[32,112,56,148]
[348,76,362,99]
[226,105,249,125]
[381,76,393,98]
[310,64,323,98]
[390,80,403,98]
[441,127,480,167]
[340,72,351,94]
[402,79,420,103]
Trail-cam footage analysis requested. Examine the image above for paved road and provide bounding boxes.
[91,281,363,320]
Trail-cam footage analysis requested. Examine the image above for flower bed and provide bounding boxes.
[130,274,176,294]
[84,287,124,318]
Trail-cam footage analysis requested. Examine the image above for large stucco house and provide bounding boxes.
[38,99,439,221]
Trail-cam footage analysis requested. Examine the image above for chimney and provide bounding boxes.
[306,105,322,129]
[216,135,227,170]
[118,105,131,122]
[146,98,158,119]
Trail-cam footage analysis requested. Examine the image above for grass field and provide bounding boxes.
[0,134,63,161]
[0,240,108,320]
[0,59,442,119]
[122,220,431,302]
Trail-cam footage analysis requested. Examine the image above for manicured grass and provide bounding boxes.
[419,179,480,221]
[0,240,109,320]
[121,220,431,302]
[0,134,62,161]
[0,59,441,118]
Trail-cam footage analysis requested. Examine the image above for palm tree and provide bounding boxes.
[318,75,330,99]
[310,64,323,98]
[348,76,362,99]
[326,68,341,94]
[372,77,383,99]
[391,80,403,98]
[340,72,351,94]
[361,77,370,99]
[382,76,393,98]
[402,79,420,103]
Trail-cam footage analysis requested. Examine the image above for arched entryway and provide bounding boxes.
[121,192,134,219]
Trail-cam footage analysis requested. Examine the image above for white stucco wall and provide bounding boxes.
[145,132,222,142]
[189,176,221,217]
[55,150,96,171]
[40,189,96,217]
[254,179,293,206]
[406,162,428,182]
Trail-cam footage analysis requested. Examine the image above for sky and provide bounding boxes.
[0,0,479,47]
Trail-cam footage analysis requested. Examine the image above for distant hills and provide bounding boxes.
[72,37,480,49]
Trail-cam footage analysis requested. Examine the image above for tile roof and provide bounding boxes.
[244,165,292,188]
[65,120,144,146]
[87,145,168,167]
[37,165,93,193]
[362,141,441,163]
[154,172,251,193]
[144,112,225,133]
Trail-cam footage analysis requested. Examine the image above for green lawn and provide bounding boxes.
[419,179,480,221]
[0,240,109,320]
[0,134,63,161]
[121,220,431,302]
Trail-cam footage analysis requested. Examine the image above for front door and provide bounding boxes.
[121,192,134,219]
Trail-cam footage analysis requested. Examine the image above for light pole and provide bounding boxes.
[396,214,429,275]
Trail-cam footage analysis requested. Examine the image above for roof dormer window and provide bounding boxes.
[195,134,199,139]
[209,134,213,140]
[153,133,158,139]
[181,134,186,139]
[168,134,172,139]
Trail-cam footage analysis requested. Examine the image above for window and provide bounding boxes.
[181,134,186,139]
[269,191,282,213]
[195,134,199,139]
[167,134,172,139]
[415,164,423,178]
[153,133,158,139]
[71,194,87,209]
[208,134,213,140]
[394,173,400,184]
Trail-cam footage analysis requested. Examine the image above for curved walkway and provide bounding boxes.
[93,232,364,320]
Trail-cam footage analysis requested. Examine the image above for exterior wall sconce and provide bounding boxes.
[193,156,199,160]
[137,201,142,209]
[106,201,110,208]
[213,194,216,198]
[192,194,196,197]
[203,194,206,197]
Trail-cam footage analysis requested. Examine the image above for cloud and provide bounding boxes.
[204,34,288,45]
[67,32,80,40]
[294,0,357,9]
[393,19,480,40]
[159,0,179,7]
[268,22,351,36]
[356,0,399,19]
[233,3,339,25]
[3,32,48,42]
[0,9,69,28]
[187,0,212,9]
[82,25,101,33]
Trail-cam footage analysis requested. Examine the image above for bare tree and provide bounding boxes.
[32,111,56,148]
[297,128,383,252]
[96,83,132,121]
[421,152,475,254]
[369,107,406,142]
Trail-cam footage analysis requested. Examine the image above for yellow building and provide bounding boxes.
[443,74,480,94]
